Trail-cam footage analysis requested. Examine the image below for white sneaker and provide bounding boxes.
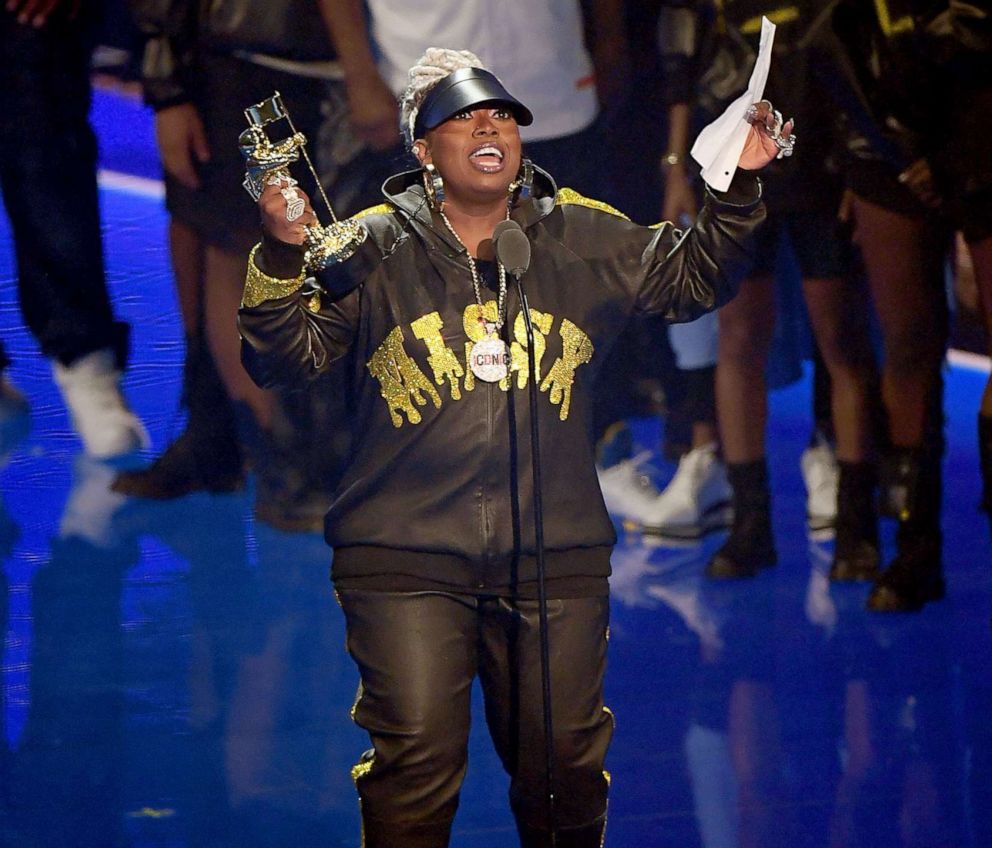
[641,443,732,539]
[597,451,662,527]
[52,349,150,459]
[645,569,724,653]
[805,538,838,633]
[59,454,129,547]
[800,438,838,534]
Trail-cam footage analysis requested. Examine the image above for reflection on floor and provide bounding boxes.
[1,89,991,847]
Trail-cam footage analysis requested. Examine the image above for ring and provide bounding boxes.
[266,170,297,188]
[774,132,796,159]
[285,198,306,222]
[745,101,795,159]
[745,101,782,135]
[281,186,306,221]
[744,100,772,124]
[763,108,784,139]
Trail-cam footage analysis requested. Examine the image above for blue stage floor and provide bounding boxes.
[1,88,991,847]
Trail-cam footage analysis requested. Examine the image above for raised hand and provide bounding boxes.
[156,104,210,190]
[259,177,318,245]
[738,100,795,171]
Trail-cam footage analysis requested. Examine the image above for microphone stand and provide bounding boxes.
[513,274,558,846]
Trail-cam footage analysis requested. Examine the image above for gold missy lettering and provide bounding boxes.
[411,311,463,400]
[368,309,595,425]
[541,319,594,421]
[366,326,442,427]
[509,308,552,389]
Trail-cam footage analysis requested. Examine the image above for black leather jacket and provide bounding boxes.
[129,0,334,110]
[238,167,765,588]
[811,0,991,170]
[657,0,847,205]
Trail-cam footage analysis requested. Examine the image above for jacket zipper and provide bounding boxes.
[478,381,498,571]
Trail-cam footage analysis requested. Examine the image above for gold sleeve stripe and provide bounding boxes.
[741,6,798,33]
[556,188,630,221]
[350,755,374,783]
[242,243,306,308]
[352,203,393,221]
[872,0,914,35]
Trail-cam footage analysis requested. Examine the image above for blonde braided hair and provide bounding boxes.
[399,47,486,149]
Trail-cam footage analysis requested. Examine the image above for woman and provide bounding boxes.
[820,0,992,610]
[238,47,789,848]
[657,0,879,580]
[116,0,394,528]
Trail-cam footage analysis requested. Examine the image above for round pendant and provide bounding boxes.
[470,335,510,383]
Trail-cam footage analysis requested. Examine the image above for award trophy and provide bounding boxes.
[239,92,366,271]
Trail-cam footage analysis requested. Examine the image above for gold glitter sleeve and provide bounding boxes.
[242,244,306,308]
[555,188,631,221]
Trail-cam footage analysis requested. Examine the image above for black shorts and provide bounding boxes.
[847,156,992,245]
[749,204,852,280]
[845,83,992,245]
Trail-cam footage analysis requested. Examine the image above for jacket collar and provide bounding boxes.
[380,165,559,252]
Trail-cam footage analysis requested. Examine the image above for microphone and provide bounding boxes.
[493,220,531,278]
[495,215,554,843]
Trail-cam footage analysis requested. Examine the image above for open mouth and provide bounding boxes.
[469,144,505,173]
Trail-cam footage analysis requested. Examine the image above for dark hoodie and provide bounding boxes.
[238,166,764,592]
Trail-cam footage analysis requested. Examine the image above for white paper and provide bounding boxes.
[690,17,776,192]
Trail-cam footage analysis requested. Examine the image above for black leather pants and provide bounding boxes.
[337,590,613,848]
[0,13,129,369]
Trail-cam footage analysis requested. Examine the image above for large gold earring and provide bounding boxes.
[509,158,534,201]
[423,163,445,210]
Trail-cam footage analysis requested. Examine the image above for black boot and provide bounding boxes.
[979,414,992,530]
[867,449,944,612]
[242,378,348,534]
[112,336,244,498]
[830,461,880,582]
[706,459,776,579]
[234,402,321,534]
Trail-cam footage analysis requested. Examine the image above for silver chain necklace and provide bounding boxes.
[438,209,508,331]
[437,207,513,383]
